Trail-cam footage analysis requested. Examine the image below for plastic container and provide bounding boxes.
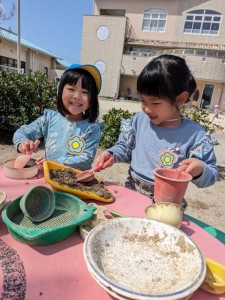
[2,191,96,245]
[0,189,7,212]
[4,158,38,179]
[43,160,114,203]
[84,217,206,300]
[145,202,184,228]
[154,168,192,205]
[201,258,225,294]
[20,185,55,222]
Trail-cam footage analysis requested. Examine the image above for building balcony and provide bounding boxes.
[0,64,24,74]
[122,50,225,82]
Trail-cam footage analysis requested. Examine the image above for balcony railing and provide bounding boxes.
[0,64,24,73]
[124,48,225,60]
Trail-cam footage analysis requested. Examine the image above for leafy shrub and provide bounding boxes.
[99,108,135,149]
[0,70,57,130]
[99,106,223,149]
[180,106,223,133]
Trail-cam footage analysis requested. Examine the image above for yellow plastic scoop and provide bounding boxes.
[200,258,225,294]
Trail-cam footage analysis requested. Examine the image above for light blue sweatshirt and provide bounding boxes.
[13,109,103,170]
[108,111,218,188]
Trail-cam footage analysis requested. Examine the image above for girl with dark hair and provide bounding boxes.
[94,55,218,200]
[13,64,103,170]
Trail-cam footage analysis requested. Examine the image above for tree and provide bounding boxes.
[0,1,15,24]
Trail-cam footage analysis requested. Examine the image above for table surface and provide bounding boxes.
[0,166,225,300]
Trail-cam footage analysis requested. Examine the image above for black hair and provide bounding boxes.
[137,54,197,104]
[57,68,99,122]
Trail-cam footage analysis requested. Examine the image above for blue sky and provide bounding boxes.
[0,0,94,64]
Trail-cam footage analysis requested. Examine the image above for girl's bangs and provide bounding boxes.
[65,71,91,92]
[137,72,166,98]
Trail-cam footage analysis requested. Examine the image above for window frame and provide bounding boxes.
[142,8,167,33]
[183,9,222,36]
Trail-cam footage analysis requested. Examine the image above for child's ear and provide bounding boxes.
[176,91,189,107]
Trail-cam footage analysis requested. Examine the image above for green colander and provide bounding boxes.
[19,185,55,222]
[2,191,96,245]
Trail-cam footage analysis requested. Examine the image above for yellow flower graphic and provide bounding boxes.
[66,135,86,154]
[159,150,177,167]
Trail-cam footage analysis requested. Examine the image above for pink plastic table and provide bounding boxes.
[0,166,224,300]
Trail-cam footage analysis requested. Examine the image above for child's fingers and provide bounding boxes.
[177,164,188,172]
[19,141,32,154]
[35,156,45,166]
[34,140,40,152]
[101,155,115,169]
[94,153,114,170]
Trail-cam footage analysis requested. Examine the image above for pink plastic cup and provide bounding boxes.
[154,168,192,205]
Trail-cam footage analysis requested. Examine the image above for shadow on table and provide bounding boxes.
[0,214,84,255]
[31,231,84,256]
[180,218,195,236]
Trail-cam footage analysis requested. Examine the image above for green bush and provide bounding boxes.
[180,106,223,133]
[100,106,223,149]
[99,108,135,149]
[0,70,57,130]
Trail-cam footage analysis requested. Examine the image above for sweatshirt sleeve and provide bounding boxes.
[107,117,135,163]
[13,110,49,151]
[188,132,219,187]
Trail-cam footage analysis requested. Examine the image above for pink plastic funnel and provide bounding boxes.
[154,168,192,205]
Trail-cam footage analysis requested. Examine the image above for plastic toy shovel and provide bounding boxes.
[14,154,31,169]
[14,140,40,169]
[75,167,101,183]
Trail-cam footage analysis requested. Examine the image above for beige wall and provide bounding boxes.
[119,75,138,99]
[94,0,225,46]
[0,36,57,80]
[0,39,26,63]
[174,0,225,45]
[84,0,225,110]
[81,15,126,97]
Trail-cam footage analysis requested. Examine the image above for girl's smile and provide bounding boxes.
[62,78,90,121]
[140,94,183,128]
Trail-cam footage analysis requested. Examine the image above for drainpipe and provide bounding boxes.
[17,0,21,73]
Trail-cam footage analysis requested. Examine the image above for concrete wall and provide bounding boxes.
[81,15,126,97]
[85,0,225,110]
[94,0,225,45]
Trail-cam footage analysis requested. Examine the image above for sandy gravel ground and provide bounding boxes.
[1,98,225,232]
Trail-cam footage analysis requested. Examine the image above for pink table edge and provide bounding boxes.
[0,166,224,300]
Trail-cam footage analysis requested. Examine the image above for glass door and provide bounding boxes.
[200,84,214,109]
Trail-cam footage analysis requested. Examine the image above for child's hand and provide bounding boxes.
[94,151,115,171]
[18,139,40,155]
[35,156,45,166]
[179,158,205,178]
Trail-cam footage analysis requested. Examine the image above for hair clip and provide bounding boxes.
[170,147,180,152]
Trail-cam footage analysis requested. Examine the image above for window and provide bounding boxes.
[173,49,184,55]
[44,67,48,75]
[142,8,167,32]
[100,9,125,16]
[184,9,222,35]
[184,49,195,55]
